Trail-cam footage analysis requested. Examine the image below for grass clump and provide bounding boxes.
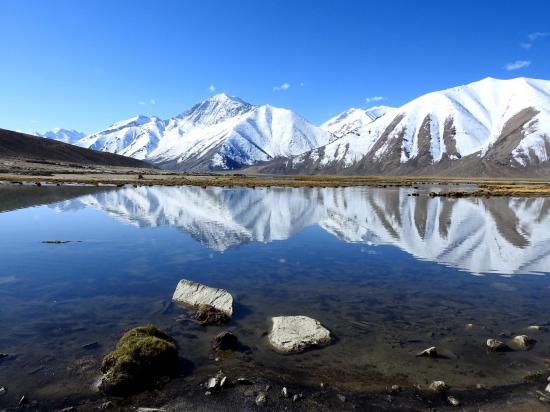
[99,325,178,396]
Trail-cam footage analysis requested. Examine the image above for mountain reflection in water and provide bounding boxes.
[54,185,550,275]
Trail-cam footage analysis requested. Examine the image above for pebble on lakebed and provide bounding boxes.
[98,325,178,396]
[428,381,448,393]
[512,335,534,350]
[486,338,508,352]
[268,316,331,353]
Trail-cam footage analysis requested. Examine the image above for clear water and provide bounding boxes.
[1,184,550,407]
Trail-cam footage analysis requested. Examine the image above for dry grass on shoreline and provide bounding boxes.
[1,168,550,196]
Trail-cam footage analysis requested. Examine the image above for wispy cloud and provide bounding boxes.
[209,85,216,92]
[150,99,156,105]
[31,119,38,124]
[520,31,549,49]
[504,60,531,71]
[365,96,386,103]
[300,82,305,87]
[273,82,290,91]
[138,101,146,105]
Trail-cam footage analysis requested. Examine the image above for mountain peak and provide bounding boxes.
[177,93,255,126]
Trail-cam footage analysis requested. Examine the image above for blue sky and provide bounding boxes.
[0,0,549,134]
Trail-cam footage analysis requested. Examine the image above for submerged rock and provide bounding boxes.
[545,384,550,394]
[512,335,534,349]
[98,325,178,396]
[268,316,331,353]
[255,392,267,406]
[195,304,230,326]
[172,279,233,316]
[527,325,544,332]
[428,380,448,393]
[416,346,438,358]
[212,331,239,351]
[486,338,508,352]
[447,395,460,406]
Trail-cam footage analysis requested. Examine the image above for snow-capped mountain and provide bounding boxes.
[76,115,166,160]
[37,128,86,144]
[75,93,333,170]
[55,185,550,275]
[321,106,394,138]
[267,77,550,176]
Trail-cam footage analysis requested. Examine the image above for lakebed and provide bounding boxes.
[1,182,550,411]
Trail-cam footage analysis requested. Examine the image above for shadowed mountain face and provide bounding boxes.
[53,185,550,275]
[0,128,152,168]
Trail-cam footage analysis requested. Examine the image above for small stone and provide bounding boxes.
[207,377,219,390]
[204,391,212,396]
[236,377,253,385]
[476,383,485,389]
[447,395,460,406]
[292,393,303,402]
[265,384,271,392]
[0,353,7,359]
[465,323,475,329]
[547,376,550,383]
[527,325,544,331]
[416,346,437,358]
[545,384,550,394]
[337,394,347,403]
[99,401,112,409]
[512,335,533,350]
[0,387,6,396]
[136,408,166,412]
[390,385,401,393]
[255,392,267,406]
[220,376,229,388]
[428,381,448,393]
[320,382,327,389]
[486,338,508,352]
[212,331,239,351]
[19,395,28,405]
[195,304,230,326]
[60,408,77,412]
[281,387,289,398]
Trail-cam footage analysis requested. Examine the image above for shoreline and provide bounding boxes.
[1,170,550,197]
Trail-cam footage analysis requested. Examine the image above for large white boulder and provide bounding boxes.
[172,279,233,316]
[268,316,331,353]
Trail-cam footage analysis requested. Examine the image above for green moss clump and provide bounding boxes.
[99,325,178,396]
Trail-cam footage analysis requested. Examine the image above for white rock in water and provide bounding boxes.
[512,335,533,349]
[429,380,448,393]
[172,279,233,316]
[268,316,331,353]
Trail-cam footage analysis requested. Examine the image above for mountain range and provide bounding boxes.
[72,93,333,171]
[36,77,550,176]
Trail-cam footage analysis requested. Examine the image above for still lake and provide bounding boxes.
[1,184,550,408]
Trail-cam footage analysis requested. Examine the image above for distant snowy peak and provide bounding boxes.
[151,103,334,171]
[322,106,394,138]
[38,128,86,144]
[175,93,255,127]
[76,115,165,160]
[280,77,550,175]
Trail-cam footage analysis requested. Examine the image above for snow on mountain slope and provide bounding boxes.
[76,115,165,160]
[147,94,333,170]
[55,185,550,275]
[321,106,394,138]
[278,77,550,175]
[37,128,86,144]
[75,93,332,170]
